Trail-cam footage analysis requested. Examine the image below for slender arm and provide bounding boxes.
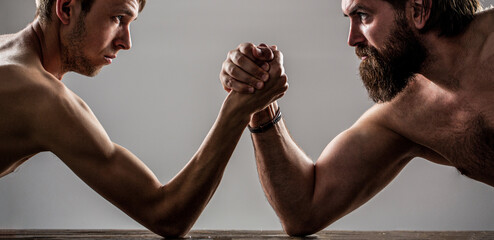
[33,70,286,237]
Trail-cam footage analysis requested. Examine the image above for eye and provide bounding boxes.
[357,12,369,22]
[113,15,124,23]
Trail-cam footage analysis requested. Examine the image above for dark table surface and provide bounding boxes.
[1,229,493,239]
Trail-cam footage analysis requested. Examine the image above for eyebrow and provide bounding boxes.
[343,5,368,17]
[114,8,139,21]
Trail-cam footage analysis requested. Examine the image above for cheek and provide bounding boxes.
[89,29,115,50]
[363,21,393,51]
[86,20,116,48]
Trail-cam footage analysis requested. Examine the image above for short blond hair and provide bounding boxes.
[36,0,146,24]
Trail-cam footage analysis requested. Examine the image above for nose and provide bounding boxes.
[114,26,132,50]
[347,21,365,47]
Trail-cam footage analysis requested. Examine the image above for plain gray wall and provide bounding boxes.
[1,0,493,231]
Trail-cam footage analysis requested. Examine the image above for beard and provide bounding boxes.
[61,15,101,77]
[357,13,427,103]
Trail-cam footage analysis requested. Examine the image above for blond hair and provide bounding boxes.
[36,0,146,24]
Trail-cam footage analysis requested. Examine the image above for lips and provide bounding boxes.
[355,46,370,61]
[104,55,116,64]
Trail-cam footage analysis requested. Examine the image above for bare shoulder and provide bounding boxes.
[0,63,64,114]
[0,63,113,159]
[0,63,60,127]
[352,78,451,165]
[30,77,114,160]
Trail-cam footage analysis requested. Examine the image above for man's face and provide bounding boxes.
[342,0,427,103]
[61,0,139,77]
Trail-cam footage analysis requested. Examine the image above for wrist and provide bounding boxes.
[222,93,252,127]
[248,107,281,133]
[250,102,279,128]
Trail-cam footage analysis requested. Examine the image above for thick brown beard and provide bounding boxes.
[357,13,427,103]
[61,14,100,77]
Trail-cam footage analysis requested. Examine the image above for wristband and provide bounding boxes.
[248,108,282,133]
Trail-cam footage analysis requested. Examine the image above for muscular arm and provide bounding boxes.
[31,72,286,237]
[251,104,416,236]
[218,43,417,236]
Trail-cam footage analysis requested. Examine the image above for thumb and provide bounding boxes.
[252,44,274,61]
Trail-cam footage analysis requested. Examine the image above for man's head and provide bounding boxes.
[36,0,146,77]
[355,11,426,103]
[342,0,480,102]
[36,0,146,25]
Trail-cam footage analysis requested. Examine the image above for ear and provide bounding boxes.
[411,0,431,30]
[55,0,75,25]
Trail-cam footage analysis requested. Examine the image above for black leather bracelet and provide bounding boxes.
[248,108,282,133]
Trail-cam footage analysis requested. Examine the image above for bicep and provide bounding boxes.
[36,93,163,222]
[311,121,415,224]
[59,144,162,214]
[54,140,165,226]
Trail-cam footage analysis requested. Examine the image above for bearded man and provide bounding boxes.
[0,0,287,237]
[220,0,493,236]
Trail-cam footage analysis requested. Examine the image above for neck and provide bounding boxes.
[417,13,489,92]
[31,19,65,80]
[418,32,469,91]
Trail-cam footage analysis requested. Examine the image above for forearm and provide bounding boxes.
[67,96,251,237]
[250,103,316,234]
[155,95,251,236]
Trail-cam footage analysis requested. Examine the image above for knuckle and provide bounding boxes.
[280,74,288,83]
[224,77,232,87]
[239,42,255,54]
[230,50,239,61]
[273,67,283,77]
[225,62,235,74]
[229,80,239,90]
[240,42,253,49]
[225,63,232,74]
[230,66,240,76]
[274,50,284,63]
[283,82,289,91]
[244,42,255,48]
[234,54,246,65]
[221,61,229,70]
[277,50,284,58]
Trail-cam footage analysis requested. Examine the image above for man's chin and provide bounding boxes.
[363,75,414,103]
[76,66,102,77]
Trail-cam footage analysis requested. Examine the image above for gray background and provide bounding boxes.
[1,0,493,231]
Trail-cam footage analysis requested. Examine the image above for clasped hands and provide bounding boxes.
[219,43,288,120]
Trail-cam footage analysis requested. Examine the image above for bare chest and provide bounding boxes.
[408,112,493,184]
[394,81,494,185]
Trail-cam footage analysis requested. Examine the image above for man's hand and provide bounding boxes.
[220,43,276,93]
[220,43,288,116]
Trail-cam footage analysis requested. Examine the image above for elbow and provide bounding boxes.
[142,210,193,238]
[282,222,322,237]
[153,229,189,239]
[147,221,192,238]
[140,188,195,238]
[279,212,329,237]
